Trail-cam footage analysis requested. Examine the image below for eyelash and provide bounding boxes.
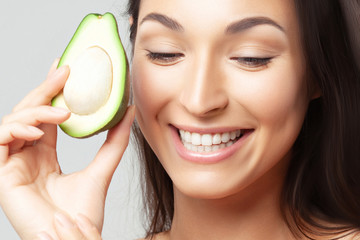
[146,51,184,64]
[231,57,273,69]
[146,51,273,69]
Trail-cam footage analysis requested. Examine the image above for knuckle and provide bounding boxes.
[8,122,21,129]
[11,104,21,113]
[1,114,11,124]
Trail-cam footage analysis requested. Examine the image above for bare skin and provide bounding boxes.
[0,59,135,239]
[0,0,359,239]
[131,0,359,237]
[132,0,312,239]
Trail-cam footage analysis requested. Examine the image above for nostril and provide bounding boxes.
[179,91,229,117]
[178,58,229,117]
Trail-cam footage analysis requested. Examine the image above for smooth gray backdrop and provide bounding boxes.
[0,1,144,239]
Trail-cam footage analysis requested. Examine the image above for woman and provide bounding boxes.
[0,0,359,239]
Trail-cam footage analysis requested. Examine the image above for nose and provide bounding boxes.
[179,54,229,118]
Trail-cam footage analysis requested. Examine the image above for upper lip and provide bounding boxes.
[171,123,253,134]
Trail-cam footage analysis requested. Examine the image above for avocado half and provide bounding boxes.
[52,13,129,138]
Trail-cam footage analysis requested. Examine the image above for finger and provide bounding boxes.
[1,106,69,151]
[86,105,135,189]
[76,213,102,240]
[36,232,55,240]
[37,123,58,149]
[0,123,44,145]
[12,65,70,112]
[54,212,85,240]
[46,58,60,79]
[0,123,43,165]
[3,106,70,126]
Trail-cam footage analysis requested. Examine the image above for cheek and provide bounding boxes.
[256,71,308,153]
[132,61,167,124]
[132,61,152,122]
[229,61,309,163]
[132,61,159,139]
[132,57,183,151]
[231,61,308,129]
[132,55,186,120]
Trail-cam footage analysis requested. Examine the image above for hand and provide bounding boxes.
[36,212,102,240]
[0,59,135,240]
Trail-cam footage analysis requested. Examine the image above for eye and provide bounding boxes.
[231,57,273,70]
[146,51,184,65]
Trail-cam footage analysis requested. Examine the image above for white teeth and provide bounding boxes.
[230,131,236,140]
[182,139,238,152]
[179,129,243,153]
[191,144,197,152]
[198,146,204,152]
[221,132,230,143]
[191,133,201,146]
[205,146,212,152]
[201,134,212,146]
[226,141,233,147]
[212,145,220,151]
[180,129,185,139]
[185,131,191,143]
[213,133,221,144]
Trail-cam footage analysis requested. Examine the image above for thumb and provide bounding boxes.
[85,105,135,190]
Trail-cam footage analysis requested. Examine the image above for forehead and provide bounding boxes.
[138,0,298,32]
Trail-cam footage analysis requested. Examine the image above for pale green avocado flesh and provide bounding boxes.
[52,13,129,138]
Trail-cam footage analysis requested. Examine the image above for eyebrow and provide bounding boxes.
[225,17,285,34]
[140,13,284,35]
[140,13,184,32]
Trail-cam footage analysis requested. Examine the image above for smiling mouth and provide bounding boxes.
[178,129,251,153]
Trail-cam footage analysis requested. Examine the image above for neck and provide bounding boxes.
[168,158,296,240]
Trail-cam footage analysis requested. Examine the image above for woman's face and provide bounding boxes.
[132,0,315,199]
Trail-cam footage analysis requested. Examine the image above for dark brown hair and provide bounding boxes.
[127,0,360,238]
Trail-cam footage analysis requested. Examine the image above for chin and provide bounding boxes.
[171,170,251,200]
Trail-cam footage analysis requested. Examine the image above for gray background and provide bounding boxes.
[0,1,145,239]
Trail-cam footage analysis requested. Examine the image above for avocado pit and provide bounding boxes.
[63,46,113,115]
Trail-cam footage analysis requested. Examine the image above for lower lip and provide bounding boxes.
[170,126,253,164]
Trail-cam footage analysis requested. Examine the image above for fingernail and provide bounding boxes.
[76,213,93,231]
[50,107,71,115]
[51,58,60,68]
[53,65,69,78]
[27,126,44,135]
[55,212,75,228]
[37,232,53,240]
